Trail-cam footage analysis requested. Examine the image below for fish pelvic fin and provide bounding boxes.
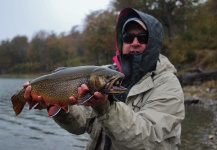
[48,105,69,117]
[48,105,62,117]
[11,89,26,116]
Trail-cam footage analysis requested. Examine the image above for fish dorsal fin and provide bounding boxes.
[53,67,67,72]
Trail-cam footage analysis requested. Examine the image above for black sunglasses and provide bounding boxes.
[122,33,148,44]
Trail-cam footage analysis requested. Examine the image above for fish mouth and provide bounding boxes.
[105,76,127,94]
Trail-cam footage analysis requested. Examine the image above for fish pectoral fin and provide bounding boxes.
[77,93,93,105]
[48,105,62,117]
[48,105,69,117]
[61,105,69,113]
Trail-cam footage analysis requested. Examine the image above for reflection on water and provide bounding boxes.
[0,78,88,150]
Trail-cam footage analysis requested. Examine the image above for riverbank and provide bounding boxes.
[181,80,217,149]
[0,73,47,79]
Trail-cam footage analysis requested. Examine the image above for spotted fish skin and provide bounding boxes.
[11,66,126,116]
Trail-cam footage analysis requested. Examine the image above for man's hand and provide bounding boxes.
[75,84,108,107]
[74,84,110,115]
[23,82,49,110]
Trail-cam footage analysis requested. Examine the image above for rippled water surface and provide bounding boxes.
[0,78,88,150]
[1,78,216,150]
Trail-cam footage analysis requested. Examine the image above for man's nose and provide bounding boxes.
[131,37,140,46]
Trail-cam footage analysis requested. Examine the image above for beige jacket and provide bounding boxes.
[53,54,185,150]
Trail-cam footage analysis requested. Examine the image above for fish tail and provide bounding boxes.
[11,89,26,116]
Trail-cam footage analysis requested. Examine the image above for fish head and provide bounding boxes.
[88,67,127,94]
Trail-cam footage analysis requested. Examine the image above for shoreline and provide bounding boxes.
[183,83,217,149]
[0,73,47,78]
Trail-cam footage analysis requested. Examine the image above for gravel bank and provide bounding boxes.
[182,81,217,149]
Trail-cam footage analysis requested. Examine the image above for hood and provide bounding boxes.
[113,7,164,87]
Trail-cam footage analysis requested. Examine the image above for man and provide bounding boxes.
[24,7,185,150]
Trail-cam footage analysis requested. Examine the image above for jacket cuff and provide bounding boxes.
[91,100,110,116]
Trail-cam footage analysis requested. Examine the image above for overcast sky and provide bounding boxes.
[0,0,111,41]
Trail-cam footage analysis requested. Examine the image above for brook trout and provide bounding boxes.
[11,66,126,116]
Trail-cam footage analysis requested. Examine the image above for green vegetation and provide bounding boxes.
[0,0,216,76]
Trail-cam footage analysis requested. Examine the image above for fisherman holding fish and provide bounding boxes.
[18,7,185,150]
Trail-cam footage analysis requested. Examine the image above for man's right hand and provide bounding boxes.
[23,82,32,100]
[23,82,63,117]
[23,82,79,117]
[23,82,48,110]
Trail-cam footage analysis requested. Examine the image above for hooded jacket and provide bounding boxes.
[114,7,163,77]
[113,7,164,101]
[52,7,185,150]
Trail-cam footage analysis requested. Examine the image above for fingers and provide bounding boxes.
[78,84,89,97]
[69,96,78,104]
[24,85,32,99]
[38,96,47,108]
[94,92,107,101]
[23,82,30,88]
[24,85,45,106]
[38,96,43,101]
[82,92,108,107]
[78,84,89,93]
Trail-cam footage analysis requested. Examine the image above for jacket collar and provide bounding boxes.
[127,54,177,98]
[127,72,154,97]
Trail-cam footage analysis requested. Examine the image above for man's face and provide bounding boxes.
[122,23,147,55]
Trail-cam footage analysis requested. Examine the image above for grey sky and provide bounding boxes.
[0,0,111,41]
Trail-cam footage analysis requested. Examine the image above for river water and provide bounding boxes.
[0,78,216,150]
[0,78,88,150]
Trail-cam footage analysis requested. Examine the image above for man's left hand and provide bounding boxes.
[74,84,108,107]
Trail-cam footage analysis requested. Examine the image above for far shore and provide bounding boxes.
[0,73,47,78]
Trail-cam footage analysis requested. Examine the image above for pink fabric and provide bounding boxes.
[113,55,122,72]
[114,7,135,73]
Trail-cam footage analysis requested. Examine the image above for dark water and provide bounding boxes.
[0,78,88,150]
[179,105,215,150]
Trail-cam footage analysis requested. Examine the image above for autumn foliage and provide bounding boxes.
[0,0,216,75]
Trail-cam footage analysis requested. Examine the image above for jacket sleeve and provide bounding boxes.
[52,105,94,135]
[97,73,185,149]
